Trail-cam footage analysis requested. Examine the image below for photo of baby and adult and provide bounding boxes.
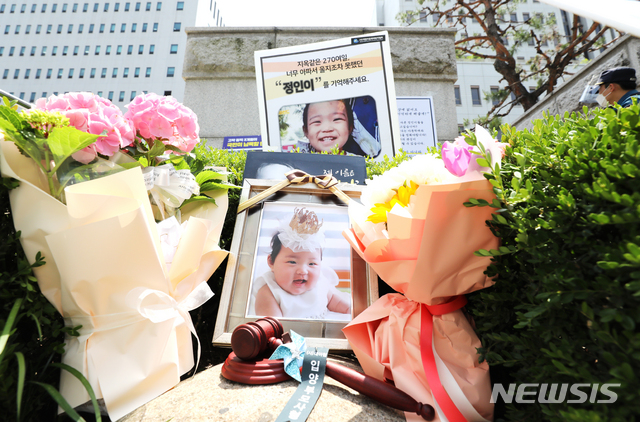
[278,96,381,158]
[246,202,353,322]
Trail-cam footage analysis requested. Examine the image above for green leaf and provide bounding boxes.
[195,170,225,185]
[47,126,100,168]
[32,382,87,421]
[15,351,25,420]
[476,157,490,168]
[0,299,22,366]
[52,363,102,422]
[180,195,217,208]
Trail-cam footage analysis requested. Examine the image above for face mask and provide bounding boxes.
[596,87,610,107]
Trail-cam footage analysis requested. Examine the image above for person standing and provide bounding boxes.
[596,67,640,108]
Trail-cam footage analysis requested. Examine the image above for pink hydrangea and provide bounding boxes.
[34,92,135,162]
[124,93,200,153]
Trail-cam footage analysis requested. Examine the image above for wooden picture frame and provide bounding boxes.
[212,179,378,350]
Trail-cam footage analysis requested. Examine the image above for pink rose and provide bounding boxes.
[441,137,473,177]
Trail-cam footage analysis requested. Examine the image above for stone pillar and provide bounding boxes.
[183,27,458,149]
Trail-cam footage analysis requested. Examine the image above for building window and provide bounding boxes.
[31,46,36,56]
[36,69,41,79]
[57,24,62,34]
[170,44,178,54]
[9,46,14,56]
[57,68,63,79]
[68,68,74,78]
[93,2,99,12]
[131,23,137,32]
[79,68,85,78]
[14,24,20,34]
[119,91,125,102]
[52,4,58,12]
[156,2,161,11]
[95,45,100,55]
[173,22,181,32]
[4,25,9,34]
[116,45,122,54]
[99,23,105,33]
[471,86,482,105]
[84,45,89,55]
[145,2,150,11]
[25,69,31,79]
[32,4,37,12]
[153,22,158,32]
[104,2,109,11]
[25,24,31,34]
[432,12,440,23]
[125,2,130,11]
[36,24,41,34]
[68,24,73,33]
[121,23,126,32]
[134,67,140,77]
[166,67,175,77]
[73,3,78,12]
[19,93,25,100]
[42,4,47,12]
[52,46,58,56]
[101,68,107,78]
[112,68,118,77]
[106,45,111,55]
[114,2,119,11]
[130,91,136,100]
[176,1,183,10]
[127,45,133,54]
[83,3,88,12]
[90,68,96,78]
[30,92,36,102]
[490,86,500,105]
[0,5,5,13]
[0,47,3,56]
[89,24,94,33]
[454,86,461,105]
[62,3,68,12]
[135,2,140,11]
[510,13,517,22]
[62,46,68,55]
[163,90,171,96]
[19,46,25,56]
[41,46,47,56]
[73,46,79,55]
[123,67,129,77]
[110,23,115,33]
[108,91,114,101]
[145,67,151,77]
[14,69,20,79]
[419,11,427,22]
[2,69,7,79]
[149,44,154,54]
[78,24,84,33]
[138,45,144,54]
[142,23,147,32]
[97,91,102,97]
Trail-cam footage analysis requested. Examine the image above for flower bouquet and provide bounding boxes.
[0,93,232,420]
[342,126,505,422]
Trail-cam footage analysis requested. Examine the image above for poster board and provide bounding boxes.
[397,96,438,154]
[255,31,400,160]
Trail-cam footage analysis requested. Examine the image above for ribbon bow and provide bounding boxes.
[238,169,350,213]
[143,164,200,219]
[125,282,215,374]
[268,330,307,382]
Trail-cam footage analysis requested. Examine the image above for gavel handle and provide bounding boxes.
[325,361,435,421]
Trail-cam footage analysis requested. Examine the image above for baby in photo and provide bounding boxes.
[250,207,351,319]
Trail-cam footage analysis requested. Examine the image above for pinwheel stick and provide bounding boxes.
[226,318,435,421]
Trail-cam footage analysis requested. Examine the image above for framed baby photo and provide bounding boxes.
[212,179,378,350]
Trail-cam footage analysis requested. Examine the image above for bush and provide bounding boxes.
[468,104,640,421]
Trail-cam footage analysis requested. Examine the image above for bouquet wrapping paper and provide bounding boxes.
[343,177,498,422]
[0,139,228,420]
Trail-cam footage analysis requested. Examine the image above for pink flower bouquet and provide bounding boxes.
[343,126,505,422]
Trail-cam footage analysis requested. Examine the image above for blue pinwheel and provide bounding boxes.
[268,330,307,382]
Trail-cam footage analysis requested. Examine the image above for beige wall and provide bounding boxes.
[182,27,459,149]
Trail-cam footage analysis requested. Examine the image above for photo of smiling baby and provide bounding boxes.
[277,96,381,158]
[247,204,352,321]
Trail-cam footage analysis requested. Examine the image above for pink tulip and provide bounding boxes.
[441,138,473,177]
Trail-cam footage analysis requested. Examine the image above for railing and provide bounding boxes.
[0,89,32,109]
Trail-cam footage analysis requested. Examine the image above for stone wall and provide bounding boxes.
[511,35,640,131]
[182,27,458,149]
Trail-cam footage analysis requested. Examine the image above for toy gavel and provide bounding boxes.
[221,317,435,421]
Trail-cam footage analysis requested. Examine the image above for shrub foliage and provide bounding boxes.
[468,104,640,421]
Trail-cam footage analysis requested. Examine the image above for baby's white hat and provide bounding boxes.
[277,207,325,253]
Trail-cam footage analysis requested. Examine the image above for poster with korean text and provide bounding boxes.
[255,31,400,161]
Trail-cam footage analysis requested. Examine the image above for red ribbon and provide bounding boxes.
[420,295,469,422]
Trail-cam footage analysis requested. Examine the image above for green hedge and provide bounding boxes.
[469,104,640,421]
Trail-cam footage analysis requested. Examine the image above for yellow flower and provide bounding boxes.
[366,181,419,224]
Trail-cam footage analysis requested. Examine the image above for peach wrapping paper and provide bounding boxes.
[0,139,228,421]
[342,177,498,422]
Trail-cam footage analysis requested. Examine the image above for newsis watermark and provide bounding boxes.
[491,383,621,404]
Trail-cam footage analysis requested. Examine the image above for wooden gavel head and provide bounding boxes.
[231,317,286,361]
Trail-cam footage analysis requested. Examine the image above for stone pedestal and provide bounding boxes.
[183,26,458,148]
[118,356,406,422]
